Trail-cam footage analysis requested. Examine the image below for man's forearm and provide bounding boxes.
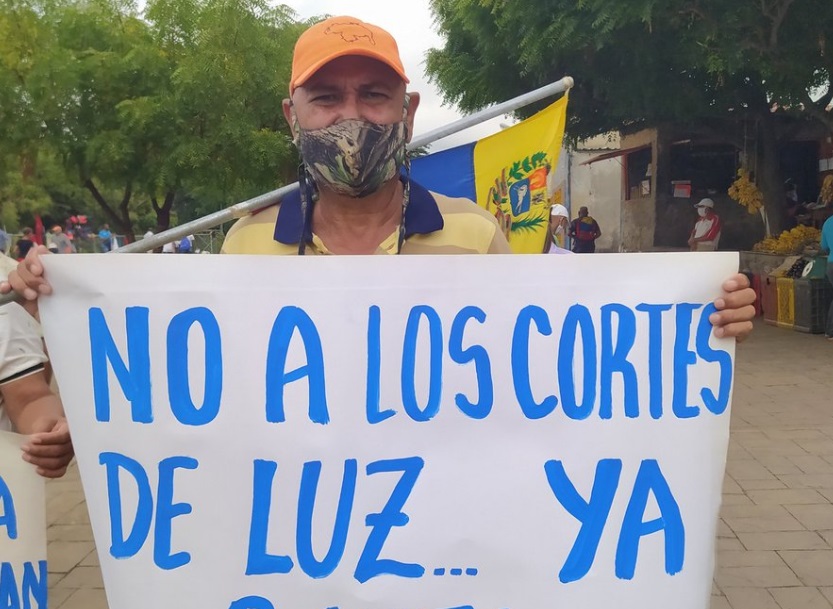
[8,393,64,435]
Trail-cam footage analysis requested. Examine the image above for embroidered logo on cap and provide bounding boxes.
[324,21,376,45]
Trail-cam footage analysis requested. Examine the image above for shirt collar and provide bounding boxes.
[273,177,444,245]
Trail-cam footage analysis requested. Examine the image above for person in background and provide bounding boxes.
[545,203,572,254]
[178,235,193,253]
[569,206,602,253]
[48,225,75,254]
[142,228,158,253]
[98,224,112,252]
[2,15,758,342]
[0,304,74,477]
[0,228,9,256]
[821,213,833,341]
[688,198,722,251]
[784,178,808,228]
[14,228,36,261]
[0,256,74,478]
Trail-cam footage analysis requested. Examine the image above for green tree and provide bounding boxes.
[0,0,302,240]
[137,0,303,233]
[427,0,833,232]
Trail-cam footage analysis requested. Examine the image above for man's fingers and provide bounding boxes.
[23,445,73,478]
[713,320,754,342]
[25,423,73,460]
[710,304,757,325]
[35,464,70,479]
[20,253,43,280]
[38,469,68,479]
[10,267,46,300]
[24,441,73,459]
[9,246,53,299]
[21,421,74,477]
[25,453,73,470]
[723,273,751,291]
[25,423,73,461]
[709,302,756,343]
[715,287,756,310]
[25,244,49,270]
[30,425,70,444]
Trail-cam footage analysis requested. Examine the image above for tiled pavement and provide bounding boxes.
[44,320,833,608]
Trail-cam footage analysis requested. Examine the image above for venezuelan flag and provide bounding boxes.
[411,95,568,253]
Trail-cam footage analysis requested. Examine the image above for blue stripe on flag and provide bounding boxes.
[410,143,476,201]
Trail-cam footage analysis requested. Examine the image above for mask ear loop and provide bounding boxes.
[397,153,411,255]
[290,101,317,256]
[397,96,412,255]
[297,163,316,256]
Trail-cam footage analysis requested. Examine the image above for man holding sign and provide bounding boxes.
[0,15,758,609]
[2,15,756,339]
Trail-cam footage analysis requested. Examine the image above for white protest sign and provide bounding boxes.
[0,431,47,605]
[40,253,736,609]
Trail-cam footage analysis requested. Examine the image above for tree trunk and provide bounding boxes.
[652,124,676,248]
[84,179,135,241]
[754,115,784,236]
[150,191,176,233]
[117,184,134,242]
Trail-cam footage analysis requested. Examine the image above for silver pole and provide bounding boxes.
[409,77,574,150]
[0,77,573,304]
[565,148,573,251]
[114,183,300,254]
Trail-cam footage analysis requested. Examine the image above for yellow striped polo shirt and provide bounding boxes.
[221,179,511,255]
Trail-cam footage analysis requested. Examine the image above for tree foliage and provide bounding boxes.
[0,0,304,238]
[427,0,833,230]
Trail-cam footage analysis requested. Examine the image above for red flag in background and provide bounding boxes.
[33,214,44,245]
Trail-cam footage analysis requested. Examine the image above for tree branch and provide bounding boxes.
[768,0,796,49]
[83,178,121,224]
[163,190,176,211]
[678,120,744,149]
[118,182,133,217]
[800,91,833,132]
[774,115,814,144]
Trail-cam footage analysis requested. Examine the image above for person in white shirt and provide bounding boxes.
[545,203,572,254]
[688,198,722,251]
[0,258,73,478]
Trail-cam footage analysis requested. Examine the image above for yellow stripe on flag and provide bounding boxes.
[473,95,568,254]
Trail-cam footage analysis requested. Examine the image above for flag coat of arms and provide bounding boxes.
[412,95,568,253]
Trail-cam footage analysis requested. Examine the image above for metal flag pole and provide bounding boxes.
[0,76,573,305]
[408,77,573,150]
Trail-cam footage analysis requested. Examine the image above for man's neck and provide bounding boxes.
[312,178,403,254]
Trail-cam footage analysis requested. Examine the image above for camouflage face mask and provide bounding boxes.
[296,116,408,198]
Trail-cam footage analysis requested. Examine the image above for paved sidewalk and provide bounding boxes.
[44,320,833,608]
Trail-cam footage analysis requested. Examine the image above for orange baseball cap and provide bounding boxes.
[290,16,409,94]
